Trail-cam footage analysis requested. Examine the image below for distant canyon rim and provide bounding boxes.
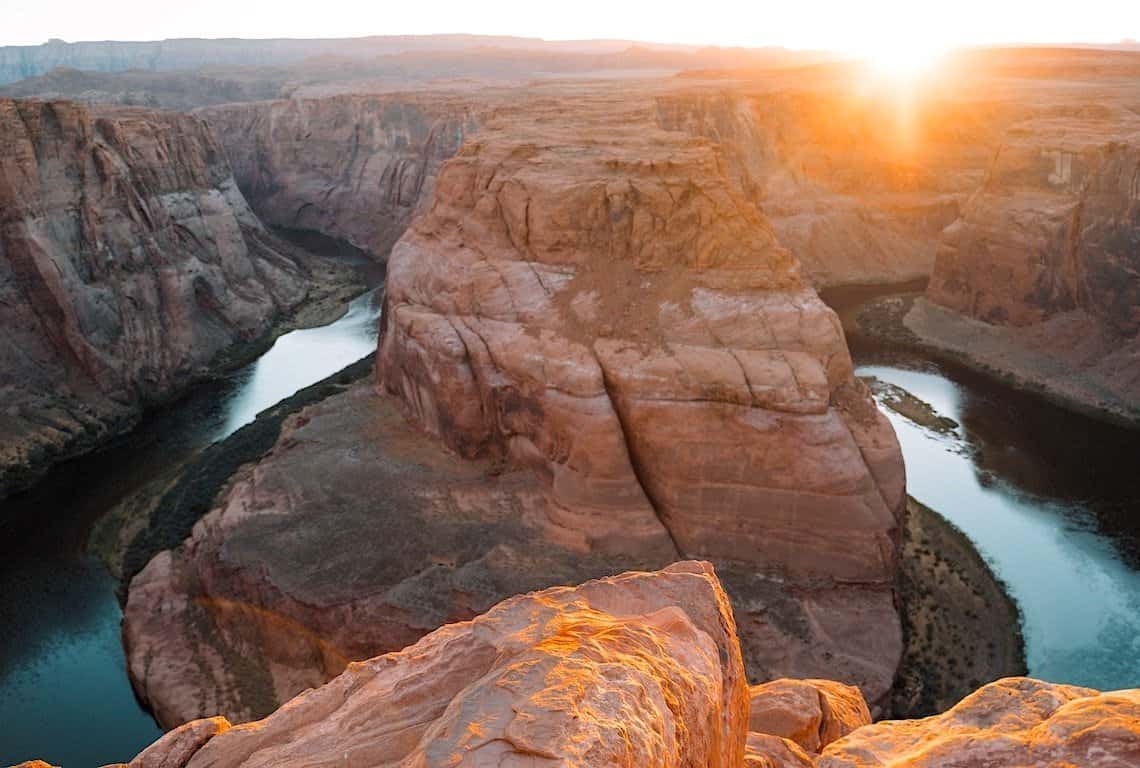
[0,34,1137,768]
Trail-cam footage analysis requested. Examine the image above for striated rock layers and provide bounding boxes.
[0,99,321,496]
[124,89,905,729]
[374,95,906,703]
[920,115,1140,420]
[49,565,1140,767]
[196,94,478,259]
[129,562,750,768]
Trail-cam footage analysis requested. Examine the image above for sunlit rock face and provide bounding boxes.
[653,86,1001,287]
[748,679,872,753]
[197,94,478,259]
[123,85,905,729]
[376,90,906,702]
[129,562,751,768]
[930,124,1140,334]
[818,677,1140,767]
[102,569,1140,768]
[0,98,311,495]
[919,117,1140,418]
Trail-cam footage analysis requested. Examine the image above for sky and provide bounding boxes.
[0,0,1136,52]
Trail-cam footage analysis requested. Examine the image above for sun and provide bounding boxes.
[856,39,947,80]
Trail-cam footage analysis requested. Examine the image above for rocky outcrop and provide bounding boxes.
[375,93,906,697]
[819,677,1140,767]
[126,562,750,768]
[0,99,336,496]
[748,679,871,753]
[31,567,1140,768]
[124,87,905,728]
[929,121,1140,333]
[123,382,678,727]
[919,116,1140,421]
[197,94,477,259]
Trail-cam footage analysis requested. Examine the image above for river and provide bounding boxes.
[0,235,384,767]
[1,279,1138,766]
[823,284,1140,692]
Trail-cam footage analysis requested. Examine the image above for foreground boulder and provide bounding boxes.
[124,85,905,727]
[32,568,1140,768]
[126,562,749,768]
[748,679,871,753]
[818,677,1140,767]
[0,99,326,495]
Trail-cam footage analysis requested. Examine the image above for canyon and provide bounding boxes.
[0,98,363,496]
[0,38,1138,768]
[121,83,907,728]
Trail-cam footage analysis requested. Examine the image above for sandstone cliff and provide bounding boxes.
[654,82,1001,287]
[0,99,328,495]
[919,113,1140,421]
[35,564,1140,767]
[196,94,477,259]
[123,85,905,728]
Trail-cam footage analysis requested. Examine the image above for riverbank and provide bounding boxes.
[97,354,377,589]
[893,497,1026,717]
[0,233,370,503]
[849,290,1140,429]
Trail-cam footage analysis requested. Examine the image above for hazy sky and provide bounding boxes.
[1,0,1136,51]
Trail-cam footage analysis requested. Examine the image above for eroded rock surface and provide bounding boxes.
[818,677,1140,767]
[125,87,905,728]
[39,570,1140,768]
[655,82,1001,287]
[197,95,477,259]
[748,679,871,753]
[0,99,328,495]
[132,562,750,768]
[920,109,1140,420]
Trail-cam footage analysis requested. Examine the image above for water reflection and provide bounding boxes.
[214,289,382,440]
[0,253,382,766]
[860,363,1140,690]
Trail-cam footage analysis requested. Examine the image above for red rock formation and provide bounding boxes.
[930,121,1140,332]
[123,384,679,727]
[818,677,1140,767]
[130,562,750,768]
[745,733,816,768]
[127,718,231,768]
[123,86,905,728]
[34,568,1140,768]
[0,99,322,495]
[196,94,477,259]
[376,90,906,699]
[919,115,1140,420]
[654,83,1003,287]
[748,679,871,753]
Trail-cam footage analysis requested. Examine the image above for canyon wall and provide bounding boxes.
[915,112,1140,421]
[655,85,1004,286]
[197,94,477,259]
[55,564,1140,767]
[930,120,1139,333]
[123,85,906,729]
[0,99,318,495]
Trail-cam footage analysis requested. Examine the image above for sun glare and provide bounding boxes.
[858,40,947,80]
